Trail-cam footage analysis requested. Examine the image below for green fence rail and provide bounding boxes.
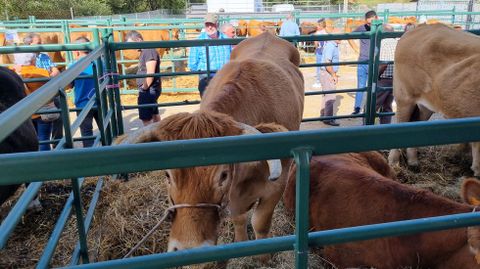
[1,18,480,269]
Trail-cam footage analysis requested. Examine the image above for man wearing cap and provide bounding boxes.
[279,13,300,37]
[188,13,232,98]
[349,10,378,115]
[312,18,328,88]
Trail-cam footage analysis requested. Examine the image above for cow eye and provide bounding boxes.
[219,171,228,186]
[165,171,171,184]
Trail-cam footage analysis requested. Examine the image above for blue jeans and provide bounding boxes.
[315,52,322,81]
[355,64,369,109]
[33,118,53,151]
[77,109,99,148]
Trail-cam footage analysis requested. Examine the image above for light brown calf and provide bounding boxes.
[388,24,480,176]
[116,32,304,258]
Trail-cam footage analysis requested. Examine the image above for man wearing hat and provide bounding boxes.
[188,13,232,98]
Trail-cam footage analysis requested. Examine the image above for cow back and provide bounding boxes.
[283,152,475,268]
[394,24,480,118]
[200,32,304,131]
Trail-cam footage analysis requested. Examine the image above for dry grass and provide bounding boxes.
[0,144,474,268]
[386,144,473,201]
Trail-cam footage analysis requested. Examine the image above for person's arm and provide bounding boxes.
[142,60,157,89]
[378,64,388,77]
[188,46,199,71]
[348,26,362,54]
[50,67,60,77]
[324,45,338,83]
[326,61,338,84]
[348,39,360,54]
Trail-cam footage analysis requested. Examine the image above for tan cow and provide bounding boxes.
[284,152,480,268]
[388,24,480,176]
[116,32,304,257]
[236,20,279,37]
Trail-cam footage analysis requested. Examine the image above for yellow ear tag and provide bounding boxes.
[469,197,480,206]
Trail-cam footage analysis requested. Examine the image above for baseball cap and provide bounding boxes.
[204,13,218,24]
[317,18,326,23]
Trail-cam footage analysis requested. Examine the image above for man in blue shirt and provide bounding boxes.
[349,10,378,115]
[279,13,300,37]
[320,35,341,126]
[188,13,232,98]
[69,37,98,148]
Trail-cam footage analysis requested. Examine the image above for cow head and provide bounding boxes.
[462,177,480,264]
[115,111,282,251]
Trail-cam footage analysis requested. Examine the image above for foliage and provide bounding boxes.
[1,0,111,19]
[0,0,188,19]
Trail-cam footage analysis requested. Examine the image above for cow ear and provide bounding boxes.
[461,177,480,206]
[113,121,162,145]
[254,123,289,134]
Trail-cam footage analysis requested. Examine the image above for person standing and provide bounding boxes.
[69,37,99,147]
[126,30,162,126]
[221,23,236,38]
[279,12,300,37]
[376,25,397,124]
[349,10,378,115]
[14,53,55,150]
[312,18,328,88]
[24,32,63,145]
[188,13,232,98]
[320,35,341,126]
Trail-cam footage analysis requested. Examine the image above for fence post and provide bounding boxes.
[58,89,90,263]
[365,20,382,125]
[383,9,389,24]
[451,6,456,25]
[100,28,119,139]
[92,28,112,145]
[107,28,125,135]
[62,20,73,66]
[292,148,313,269]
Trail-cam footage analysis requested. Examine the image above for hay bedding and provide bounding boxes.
[0,144,473,268]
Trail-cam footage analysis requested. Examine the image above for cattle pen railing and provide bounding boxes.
[2,23,480,268]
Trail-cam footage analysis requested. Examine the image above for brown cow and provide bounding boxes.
[115,32,304,257]
[284,152,480,269]
[236,20,279,37]
[388,24,480,176]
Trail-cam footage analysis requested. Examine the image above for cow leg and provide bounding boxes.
[231,213,248,242]
[406,105,434,167]
[472,142,480,176]
[251,194,282,263]
[388,101,418,167]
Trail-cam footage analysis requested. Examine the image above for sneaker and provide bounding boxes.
[323,120,340,126]
[351,107,361,115]
[312,82,321,88]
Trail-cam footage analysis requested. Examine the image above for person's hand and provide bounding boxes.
[332,73,338,84]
